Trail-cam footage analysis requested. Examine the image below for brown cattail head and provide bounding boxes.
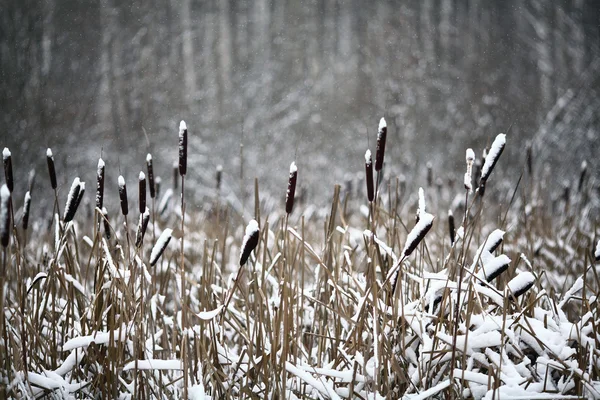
[0,184,11,247]
[479,134,505,196]
[578,160,588,193]
[101,207,111,240]
[150,228,173,266]
[46,148,57,190]
[216,165,223,192]
[155,176,162,200]
[448,209,455,246]
[240,219,260,266]
[525,141,533,177]
[365,149,374,202]
[146,153,155,199]
[96,158,105,210]
[63,177,82,223]
[23,191,31,230]
[464,148,475,193]
[173,161,179,190]
[118,175,128,216]
[135,207,150,248]
[426,162,433,187]
[179,120,187,176]
[139,171,146,214]
[403,211,434,258]
[285,162,297,214]
[506,271,535,300]
[3,148,13,192]
[375,118,387,171]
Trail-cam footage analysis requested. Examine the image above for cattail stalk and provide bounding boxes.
[3,148,13,193]
[178,119,188,398]
[286,162,297,214]
[139,172,146,214]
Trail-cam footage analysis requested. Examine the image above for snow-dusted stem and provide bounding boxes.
[180,175,188,397]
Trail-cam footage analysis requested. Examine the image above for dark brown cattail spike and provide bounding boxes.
[365,150,374,202]
[96,158,105,210]
[426,162,433,187]
[506,272,535,300]
[23,191,31,230]
[285,162,297,214]
[139,172,146,214]
[240,219,260,266]
[146,153,155,199]
[374,117,387,172]
[150,228,172,266]
[155,177,162,200]
[135,207,150,248]
[118,175,128,216]
[173,162,179,191]
[0,184,11,247]
[179,120,187,176]
[46,148,57,190]
[448,209,455,246]
[216,165,222,192]
[63,177,82,223]
[3,148,13,192]
[101,207,111,240]
[478,134,506,196]
[74,182,85,214]
[526,141,533,177]
[578,160,587,193]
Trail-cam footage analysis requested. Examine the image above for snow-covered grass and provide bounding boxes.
[0,126,599,399]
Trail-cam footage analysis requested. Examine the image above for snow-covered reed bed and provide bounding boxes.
[0,121,599,399]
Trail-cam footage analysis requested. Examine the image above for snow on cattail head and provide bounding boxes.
[375,117,387,171]
[63,177,83,223]
[365,149,374,202]
[286,162,298,214]
[464,148,475,193]
[479,133,506,195]
[138,171,147,214]
[0,184,11,247]
[135,207,150,248]
[417,187,426,218]
[150,228,173,266]
[403,211,434,258]
[595,239,600,262]
[118,175,128,216]
[3,147,13,192]
[476,254,511,283]
[240,219,260,266]
[47,148,57,190]
[179,120,188,176]
[22,191,31,230]
[96,158,105,210]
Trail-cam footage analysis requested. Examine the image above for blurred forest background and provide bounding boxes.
[1,0,599,211]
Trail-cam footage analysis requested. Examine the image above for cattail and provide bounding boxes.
[479,134,506,196]
[155,176,162,200]
[403,211,434,257]
[146,153,155,199]
[172,161,179,190]
[525,141,533,176]
[426,162,433,187]
[46,148,57,190]
[139,171,146,214]
[150,228,173,266]
[484,229,505,253]
[63,177,82,223]
[595,239,600,262]
[179,120,187,176]
[135,207,150,248]
[158,188,173,216]
[365,150,374,202]
[578,160,588,193]
[28,169,36,193]
[240,219,260,266]
[375,117,387,171]
[506,271,535,299]
[22,191,31,230]
[118,175,128,216]
[96,158,105,210]
[476,254,510,283]
[0,184,10,247]
[101,207,111,240]
[286,162,297,214]
[3,148,13,192]
[216,165,223,192]
[464,148,475,193]
[448,209,455,245]
[75,182,85,214]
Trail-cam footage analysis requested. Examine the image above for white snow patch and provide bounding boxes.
[2,147,10,160]
[123,359,183,371]
[365,149,371,163]
[139,171,145,180]
[46,148,53,157]
[379,117,386,130]
[62,328,127,351]
[118,175,125,188]
[180,120,187,131]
